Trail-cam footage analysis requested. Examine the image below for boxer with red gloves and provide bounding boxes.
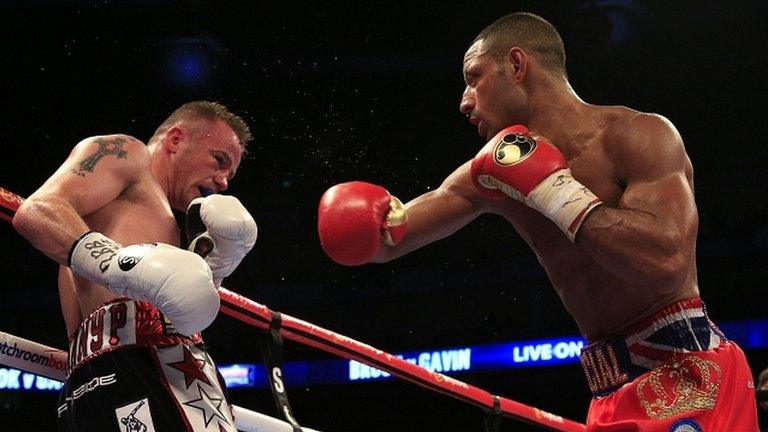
[318,181,407,266]
[471,125,602,241]
[317,12,757,431]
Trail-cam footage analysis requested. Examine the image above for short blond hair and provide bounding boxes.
[153,101,252,149]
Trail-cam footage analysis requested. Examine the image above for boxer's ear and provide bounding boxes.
[165,126,184,154]
[506,47,527,83]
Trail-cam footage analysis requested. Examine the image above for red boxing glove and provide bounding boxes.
[318,181,407,266]
[471,125,602,241]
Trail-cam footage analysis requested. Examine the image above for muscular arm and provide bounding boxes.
[13,135,147,264]
[373,161,489,262]
[577,114,697,290]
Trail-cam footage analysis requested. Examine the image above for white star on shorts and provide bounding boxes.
[182,383,231,427]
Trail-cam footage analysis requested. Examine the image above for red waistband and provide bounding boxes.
[68,299,202,373]
[617,297,705,339]
[579,297,725,397]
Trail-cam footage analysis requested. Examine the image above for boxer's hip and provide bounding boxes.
[585,341,757,430]
[59,299,236,431]
[67,298,203,373]
[579,297,725,397]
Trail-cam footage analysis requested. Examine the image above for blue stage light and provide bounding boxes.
[167,47,210,87]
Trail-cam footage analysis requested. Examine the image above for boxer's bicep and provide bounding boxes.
[576,115,697,288]
[14,135,148,264]
[39,134,148,216]
[581,113,698,275]
[615,114,697,241]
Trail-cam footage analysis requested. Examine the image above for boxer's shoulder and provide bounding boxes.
[601,108,679,147]
[69,134,167,231]
[67,134,150,181]
[72,134,146,154]
[594,108,686,178]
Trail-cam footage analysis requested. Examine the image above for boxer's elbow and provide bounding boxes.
[14,197,54,238]
[648,215,697,290]
[652,258,686,290]
[13,200,50,255]
[12,200,36,238]
[13,198,72,265]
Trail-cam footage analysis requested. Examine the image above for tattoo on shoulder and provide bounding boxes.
[71,136,130,177]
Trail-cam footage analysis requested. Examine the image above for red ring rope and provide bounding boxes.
[0,186,586,431]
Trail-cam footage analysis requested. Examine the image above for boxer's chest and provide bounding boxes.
[84,180,180,247]
[563,135,623,207]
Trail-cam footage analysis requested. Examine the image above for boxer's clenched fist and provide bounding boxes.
[186,194,258,286]
[69,231,219,335]
[471,125,602,241]
[318,181,407,266]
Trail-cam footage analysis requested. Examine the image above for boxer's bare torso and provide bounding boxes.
[57,138,180,336]
[378,105,699,341]
[15,117,244,337]
[57,181,179,336]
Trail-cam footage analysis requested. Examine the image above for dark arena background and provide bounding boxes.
[1,1,767,430]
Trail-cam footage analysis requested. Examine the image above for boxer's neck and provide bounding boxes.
[147,144,172,199]
[526,90,591,150]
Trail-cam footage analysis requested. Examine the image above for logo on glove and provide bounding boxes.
[493,133,536,166]
[118,243,157,271]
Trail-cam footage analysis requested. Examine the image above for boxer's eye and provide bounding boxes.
[212,152,230,170]
[464,69,480,86]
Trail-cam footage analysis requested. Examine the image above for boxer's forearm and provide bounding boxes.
[13,194,90,265]
[373,186,485,263]
[576,205,693,290]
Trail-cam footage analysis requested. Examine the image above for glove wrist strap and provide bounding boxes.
[527,169,603,242]
[68,231,122,287]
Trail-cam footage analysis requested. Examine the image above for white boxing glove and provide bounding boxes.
[69,231,220,336]
[186,194,257,286]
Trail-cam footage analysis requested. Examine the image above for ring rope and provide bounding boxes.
[0,186,586,432]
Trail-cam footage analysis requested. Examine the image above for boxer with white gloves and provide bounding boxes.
[186,193,258,287]
[68,231,219,336]
[13,101,253,431]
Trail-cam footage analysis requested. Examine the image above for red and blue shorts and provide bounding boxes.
[580,298,758,431]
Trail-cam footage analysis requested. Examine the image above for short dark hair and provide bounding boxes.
[473,12,566,77]
[153,101,253,149]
